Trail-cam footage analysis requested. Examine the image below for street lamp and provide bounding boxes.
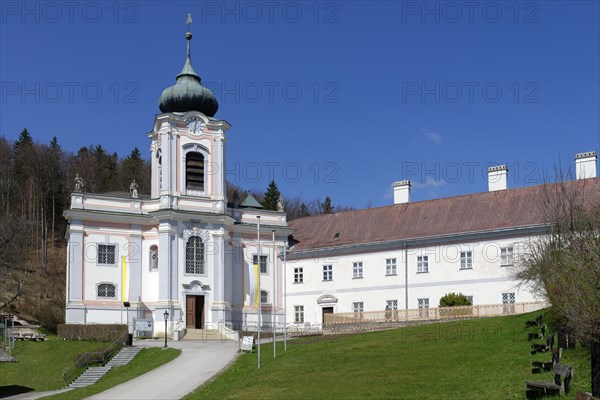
[163,310,169,348]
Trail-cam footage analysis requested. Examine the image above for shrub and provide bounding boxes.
[439,292,473,307]
[34,304,64,334]
[58,324,127,342]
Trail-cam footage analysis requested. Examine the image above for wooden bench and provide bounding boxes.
[531,334,555,355]
[526,314,543,328]
[526,364,573,398]
[532,348,561,374]
[528,324,547,341]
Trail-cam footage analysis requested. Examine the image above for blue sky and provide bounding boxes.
[1,1,599,208]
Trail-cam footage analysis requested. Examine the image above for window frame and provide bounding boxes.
[185,236,205,275]
[352,301,364,318]
[96,282,117,299]
[322,264,333,281]
[385,258,397,276]
[352,261,363,279]
[97,244,117,266]
[460,251,473,270]
[417,255,429,273]
[260,290,269,305]
[418,298,430,317]
[294,305,305,323]
[185,151,205,193]
[253,254,268,274]
[293,267,304,284]
[500,246,514,266]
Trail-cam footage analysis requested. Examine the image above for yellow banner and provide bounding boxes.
[254,262,259,306]
[121,256,129,302]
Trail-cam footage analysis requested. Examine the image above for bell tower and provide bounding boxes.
[149,14,229,210]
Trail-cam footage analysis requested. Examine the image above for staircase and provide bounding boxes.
[68,347,142,388]
[68,366,112,388]
[106,346,142,367]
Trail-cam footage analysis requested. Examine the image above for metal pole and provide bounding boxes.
[283,240,287,352]
[272,229,276,359]
[257,216,261,369]
[404,242,408,320]
[164,315,168,348]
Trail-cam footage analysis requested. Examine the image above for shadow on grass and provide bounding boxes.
[0,384,35,398]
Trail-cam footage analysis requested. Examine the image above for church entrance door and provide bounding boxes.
[322,307,334,325]
[186,295,205,329]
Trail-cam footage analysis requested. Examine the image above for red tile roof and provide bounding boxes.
[288,178,600,252]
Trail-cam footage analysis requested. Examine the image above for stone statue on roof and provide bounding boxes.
[74,174,85,193]
[130,179,139,198]
[277,197,285,212]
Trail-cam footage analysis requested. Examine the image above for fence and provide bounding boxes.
[324,301,549,325]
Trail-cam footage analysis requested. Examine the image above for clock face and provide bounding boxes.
[186,118,204,134]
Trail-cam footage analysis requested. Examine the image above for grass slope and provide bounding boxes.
[0,335,105,395]
[190,312,592,400]
[41,347,181,400]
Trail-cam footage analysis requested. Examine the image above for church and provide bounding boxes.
[64,20,599,339]
[64,22,291,339]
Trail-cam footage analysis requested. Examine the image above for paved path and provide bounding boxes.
[86,339,238,400]
[2,339,238,400]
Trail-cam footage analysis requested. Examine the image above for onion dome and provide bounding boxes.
[158,15,219,116]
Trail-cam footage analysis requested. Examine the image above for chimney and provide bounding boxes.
[575,151,597,180]
[393,180,411,204]
[488,165,508,191]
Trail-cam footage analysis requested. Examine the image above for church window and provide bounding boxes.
[185,152,205,192]
[185,237,204,274]
[97,283,116,299]
[98,244,116,265]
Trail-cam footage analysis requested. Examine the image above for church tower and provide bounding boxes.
[147,15,233,328]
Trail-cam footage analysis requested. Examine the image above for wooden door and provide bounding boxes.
[322,307,334,324]
[186,295,195,328]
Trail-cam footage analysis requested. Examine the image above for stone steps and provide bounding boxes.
[68,347,142,388]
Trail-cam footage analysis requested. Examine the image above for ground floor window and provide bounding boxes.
[502,292,515,314]
[97,283,116,299]
[386,299,398,319]
[294,305,304,323]
[353,301,364,319]
[418,298,429,317]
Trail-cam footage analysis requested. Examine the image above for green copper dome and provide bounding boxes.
[158,30,219,117]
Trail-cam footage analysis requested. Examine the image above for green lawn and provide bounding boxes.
[0,335,105,395]
[189,312,592,400]
[41,347,181,400]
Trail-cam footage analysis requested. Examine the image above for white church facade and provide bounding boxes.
[64,21,599,339]
[64,25,291,339]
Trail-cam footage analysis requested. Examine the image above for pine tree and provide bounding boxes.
[262,180,281,211]
[299,203,310,217]
[321,196,334,214]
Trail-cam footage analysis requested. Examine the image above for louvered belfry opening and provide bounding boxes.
[186,152,204,191]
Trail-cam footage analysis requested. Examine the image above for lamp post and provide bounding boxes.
[163,310,169,348]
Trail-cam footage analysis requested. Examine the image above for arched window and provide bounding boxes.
[186,237,204,274]
[185,152,204,192]
[149,245,158,271]
[97,283,116,299]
